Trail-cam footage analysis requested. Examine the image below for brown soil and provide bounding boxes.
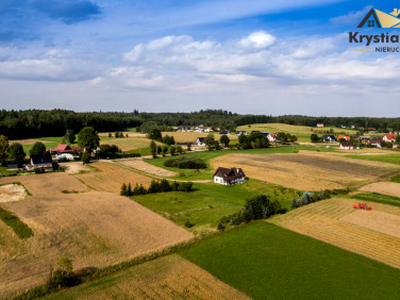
[0,192,193,298]
[117,159,178,177]
[359,182,400,198]
[211,152,399,191]
[74,161,153,193]
[49,255,250,299]
[269,198,400,269]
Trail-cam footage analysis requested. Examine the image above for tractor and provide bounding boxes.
[353,203,372,210]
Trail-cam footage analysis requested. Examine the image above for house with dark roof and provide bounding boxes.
[30,152,53,172]
[213,167,246,185]
[339,141,354,150]
[322,135,336,142]
[219,130,230,135]
[194,137,205,146]
[235,131,248,136]
[369,136,383,148]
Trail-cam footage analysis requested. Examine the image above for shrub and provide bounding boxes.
[184,220,194,228]
[164,157,206,169]
[178,182,193,192]
[217,222,226,231]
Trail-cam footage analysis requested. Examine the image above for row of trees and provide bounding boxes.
[149,141,186,158]
[120,179,193,196]
[291,190,330,208]
[238,133,269,149]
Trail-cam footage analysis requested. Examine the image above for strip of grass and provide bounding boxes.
[0,206,33,239]
[346,154,400,165]
[132,180,300,230]
[391,175,400,183]
[180,222,400,299]
[351,192,400,207]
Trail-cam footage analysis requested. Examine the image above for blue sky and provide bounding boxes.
[1,0,400,116]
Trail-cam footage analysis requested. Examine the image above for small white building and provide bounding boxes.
[195,137,205,146]
[30,152,53,172]
[339,142,354,150]
[213,167,246,185]
[316,123,324,128]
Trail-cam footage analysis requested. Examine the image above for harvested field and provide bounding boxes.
[100,137,163,152]
[62,162,92,174]
[0,184,27,203]
[47,255,249,299]
[0,173,88,196]
[359,182,400,198]
[74,162,153,193]
[0,191,193,298]
[210,151,400,190]
[117,159,178,177]
[9,138,52,145]
[341,210,400,239]
[162,132,238,143]
[269,198,400,269]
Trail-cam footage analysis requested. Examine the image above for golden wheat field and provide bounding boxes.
[358,182,400,198]
[210,151,400,191]
[74,161,153,193]
[100,136,163,152]
[269,198,400,269]
[116,159,178,177]
[45,254,250,300]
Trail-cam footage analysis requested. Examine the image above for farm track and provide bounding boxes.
[270,198,400,269]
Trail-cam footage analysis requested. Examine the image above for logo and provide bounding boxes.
[358,8,400,28]
[349,8,400,52]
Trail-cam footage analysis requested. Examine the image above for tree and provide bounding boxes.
[277,132,288,144]
[150,141,157,158]
[6,143,26,166]
[81,151,90,164]
[108,133,112,138]
[214,141,221,150]
[310,133,320,143]
[115,131,119,138]
[30,142,46,156]
[220,134,230,148]
[120,183,128,196]
[160,179,172,192]
[119,132,124,138]
[0,135,9,166]
[238,135,251,149]
[205,133,215,151]
[187,143,192,151]
[157,146,162,156]
[176,145,183,154]
[48,257,75,288]
[78,127,100,154]
[65,129,76,144]
[127,183,133,196]
[148,128,162,141]
[148,180,161,193]
[162,145,168,157]
[170,145,176,156]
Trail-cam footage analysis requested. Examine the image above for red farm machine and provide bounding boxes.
[353,203,372,210]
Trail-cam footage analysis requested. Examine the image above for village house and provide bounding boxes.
[369,137,383,148]
[337,135,350,141]
[267,133,277,142]
[194,137,205,146]
[340,141,354,150]
[213,167,246,185]
[50,144,81,154]
[177,126,191,132]
[322,135,336,142]
[30,152,53,172]
[220,130,230,135]
[204,126,213,133]
[316,123,324,128]
[383,134,396,143]
[235,131,248,136]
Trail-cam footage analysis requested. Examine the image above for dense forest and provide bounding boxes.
[1,109,400,139]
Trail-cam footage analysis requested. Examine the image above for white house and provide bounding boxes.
[339,142,354,150]
[316,123,324,128]
[30,152,53,172]
[267,133,277,142]
[195,137,205,146]
[213,167,246,185]
[204,127,213,133]
[383,134,396,143]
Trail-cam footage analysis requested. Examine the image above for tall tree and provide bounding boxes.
[0,135,9,166]
[220,134,230,148]
[65,129,76,144]
[205,133,215,151]
[7,143,26,166]
[150,141,157,158]
[29,142,46,156]
[78,127,100,153]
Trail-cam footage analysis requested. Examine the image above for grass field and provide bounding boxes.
[351,192,400,207]
[358,182,400,198]
[132,180,300,234]
[346,154,400,165]
[269,198,400,269]
[0,206,33,239]
[100,136,164,152]
[0,171,193,298]
[236,123,359,142]
[180,221,400,300]
[210,151,400,191]
[45,255,249,300]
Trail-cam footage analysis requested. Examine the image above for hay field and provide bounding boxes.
[9,138,52,145]
[359,182,400,198]
[0,191,193,298]
[269,198,400,269]
[117,159,178,177]
[162,131,238,143]
[74,162,153,193]
[0,184,27,203]
[100,136,163,152]
[46,255,249,299]
[210,152,400,191]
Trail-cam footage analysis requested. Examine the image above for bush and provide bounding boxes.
[164,157,206,169]
[184,220,194,228]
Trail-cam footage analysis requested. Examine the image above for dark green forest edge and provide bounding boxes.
[2,109,400,139]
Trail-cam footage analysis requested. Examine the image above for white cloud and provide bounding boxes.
[329,6,372,25]
[238,31,275,49]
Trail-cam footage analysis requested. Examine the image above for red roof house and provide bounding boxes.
[50,144,81,154]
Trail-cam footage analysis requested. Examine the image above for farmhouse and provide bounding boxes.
[50,144,81,154]
[195,137,205,146]
[369,137,383,148]
[383,134,396,143]
[213,167,246,185]
[220,130,230,135]
[337,135,350,141]
[316,123,324,128]
[204,127,213,133]
[267,133,277,142]
[322,135,336,142]
[30,152,53,172]
[340,142,354,150]
[177,126,191,132]
[235,131,248,136]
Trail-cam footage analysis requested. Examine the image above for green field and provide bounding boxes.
[132,180,300,232]
[351,192,400,207]
[0,206,33,239]
[346,154,400,165]
[180,221,400,300]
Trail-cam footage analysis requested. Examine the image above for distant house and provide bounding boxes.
[337,135,350,141]
[369,137,383,148]
[7,164,19,170]
[316,123,324,128]
[267,133,277,142]
[195,137,205,146]
[383,134,396,143]
[260,131,270,136]
[50,144,81,154]
[220,130,230,135]
[340,142,354,150]
[204,127,213,133]
[251,130,261,134]
[30,152,53,172]
[235,131,248,136]
[213,167,246,185]
[322,135,336,142]
[177,126,191,132]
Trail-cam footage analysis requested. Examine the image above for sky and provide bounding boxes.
[1,0,400,116]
